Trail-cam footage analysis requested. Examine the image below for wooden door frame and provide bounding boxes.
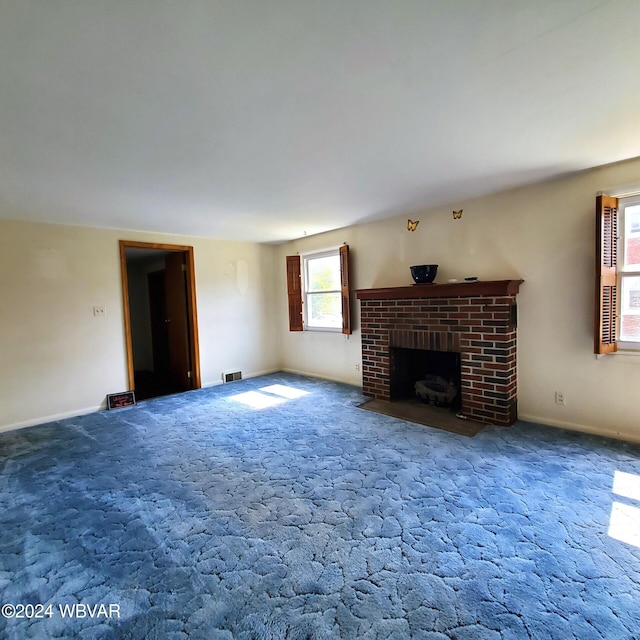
[119,240,201,392]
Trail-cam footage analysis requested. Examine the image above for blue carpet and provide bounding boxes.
[1,373,640,639]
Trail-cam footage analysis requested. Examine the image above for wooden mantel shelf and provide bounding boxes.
[355,279,524,300]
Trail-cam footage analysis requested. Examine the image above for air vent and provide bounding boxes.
[222,370,242,383]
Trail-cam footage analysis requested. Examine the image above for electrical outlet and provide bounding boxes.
[555,391,565,405]
[93,306,106,317]
[355,363,360,371]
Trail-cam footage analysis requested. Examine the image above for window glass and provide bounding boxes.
[617,197,640,348]
[624,204,640,271]
[307,254,341,291]
[620,275,640,342]
[307,292,342,328]
[304,251,342,330]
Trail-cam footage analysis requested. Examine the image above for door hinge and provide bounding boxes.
[187,370,192,378]
[181,264,187,272]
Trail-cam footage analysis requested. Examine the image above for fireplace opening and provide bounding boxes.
[390,348,462,411]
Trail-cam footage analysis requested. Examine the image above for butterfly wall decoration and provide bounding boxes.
[407,219,420,232]
[452,209,463,220]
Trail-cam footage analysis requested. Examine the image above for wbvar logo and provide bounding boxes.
[58,604,120,619]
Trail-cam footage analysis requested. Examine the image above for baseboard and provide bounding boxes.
[280,367,361,388]
[1,370,283,434]
[0,405,105,435]
[518,412,640,444]
[201,379,224,389]
[201,368,281,389]
[3,390,636,445]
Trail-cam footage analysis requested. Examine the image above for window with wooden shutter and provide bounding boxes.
[287,245,351,333]
[595,195,618,354]
[286,255,303,331]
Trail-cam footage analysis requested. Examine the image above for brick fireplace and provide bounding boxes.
[356,280,524,426]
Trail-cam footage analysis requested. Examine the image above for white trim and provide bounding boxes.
[302,248,343,331]
[0,405,104,435]
[619,196,640,272]
[201,368,280,389]
[600,348,640,360]
[201,379,224,389]
[1,369,283,433]
[613,340,640,356]
[3,378,637,445]
[618,196,640,345]
[298,245,344,258]
[599,186,640,198]
[280,367,359,387]
[518,413,640,444]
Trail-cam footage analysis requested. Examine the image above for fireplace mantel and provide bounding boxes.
[356,279,523,300]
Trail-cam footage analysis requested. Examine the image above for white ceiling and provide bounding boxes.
[1,1,639,244]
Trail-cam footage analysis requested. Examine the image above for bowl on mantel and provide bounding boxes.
[410,264,438,284]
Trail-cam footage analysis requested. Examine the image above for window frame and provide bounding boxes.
[301,248,343,332]
[286,245,351,335]
[618,195,640,350]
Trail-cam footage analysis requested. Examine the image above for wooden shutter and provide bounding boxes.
[594,195,618,354]
[286,255,303,331]
[339,244,352,335]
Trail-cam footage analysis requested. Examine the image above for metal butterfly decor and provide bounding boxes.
[452,209,463,220]
[407,219,420,232]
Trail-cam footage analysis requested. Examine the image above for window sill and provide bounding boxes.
[602,348,640,361]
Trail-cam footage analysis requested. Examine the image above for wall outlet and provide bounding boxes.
[555,391,566,405]
[355,363,360,371]
[93,306,106,317]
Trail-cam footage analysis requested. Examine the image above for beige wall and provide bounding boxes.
[0,220,279,431]
[277,156,640,443]
[3,155,639,441]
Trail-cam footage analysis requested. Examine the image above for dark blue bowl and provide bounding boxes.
[410,264,438,284]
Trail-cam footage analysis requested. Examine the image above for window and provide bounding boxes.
[286,245,351,334]
[619,196,640,346]
[595,194,640,354]
[304,250,342,329]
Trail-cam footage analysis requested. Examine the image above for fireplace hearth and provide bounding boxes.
[356,280,523,426]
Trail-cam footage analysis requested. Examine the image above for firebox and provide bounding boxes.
[390,348,462,410]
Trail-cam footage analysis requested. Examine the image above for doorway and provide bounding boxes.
[119,240,201,400]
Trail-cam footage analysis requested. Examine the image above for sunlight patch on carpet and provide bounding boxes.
[612,470,640,502]
[609,470,640,548]
[230,384,309,409]
[229,390,286,409]
[260,384,310,399]
[609,501,640,548]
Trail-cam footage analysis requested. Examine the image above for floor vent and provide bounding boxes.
[223,371,242,383]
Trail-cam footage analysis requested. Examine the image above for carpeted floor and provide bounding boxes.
[1,373,640,639]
